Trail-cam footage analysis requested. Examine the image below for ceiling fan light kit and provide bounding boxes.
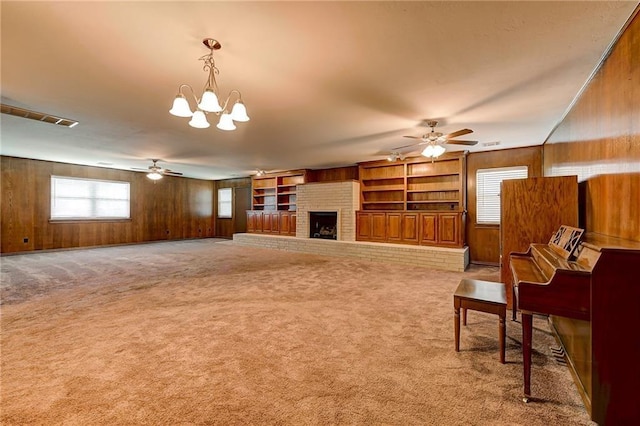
[169,38,249,131]
[132,159,183,181]
[422,144,446,158]
[391,120,479,160]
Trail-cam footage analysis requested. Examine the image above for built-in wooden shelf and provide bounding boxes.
[357,152,467,247]
[250,170,306,212]
[248,170,307,236]
[358,152,466,212]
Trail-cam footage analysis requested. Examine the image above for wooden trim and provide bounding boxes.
[49,219,132,224]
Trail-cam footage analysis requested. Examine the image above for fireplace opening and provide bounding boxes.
[309,212,337,240]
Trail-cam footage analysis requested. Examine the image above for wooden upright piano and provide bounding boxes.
[510,232,640,425]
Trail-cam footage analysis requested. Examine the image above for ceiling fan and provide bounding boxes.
[132,159,183,180]
[391,120,478,159]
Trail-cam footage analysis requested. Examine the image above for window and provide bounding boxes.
[51,176,130,220]
[476,166,528,225]
[218,188,232,218]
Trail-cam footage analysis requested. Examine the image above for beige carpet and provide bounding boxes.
[1,239,592,425]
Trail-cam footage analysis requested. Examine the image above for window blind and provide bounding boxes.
[51,176,130,219]
[476,166,528,225]
[217,188,232,218]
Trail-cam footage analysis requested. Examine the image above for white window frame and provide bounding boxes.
[217,187,233,219]
[50,176,130,220]
[476,166,528,225]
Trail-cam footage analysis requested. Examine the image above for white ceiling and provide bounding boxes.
[1,1,637,180]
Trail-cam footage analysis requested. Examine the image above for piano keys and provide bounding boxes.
[510,232,640,424]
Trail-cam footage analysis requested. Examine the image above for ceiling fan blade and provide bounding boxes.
[444,129,473,139]
[163,170,183,176]
[393,142,427,150]
[403,135,424,140]
[131,167,151,171]
[445,140,478,146]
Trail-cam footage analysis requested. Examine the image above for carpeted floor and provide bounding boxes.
[0,239,593,425]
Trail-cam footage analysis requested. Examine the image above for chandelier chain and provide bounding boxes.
[199,53,220,94]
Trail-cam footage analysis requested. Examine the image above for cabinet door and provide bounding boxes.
[419,213,438,245]
[356,212,372,240]
[289,213,297,236]
[262,211,273,233]
[279,211,290,235]
[253,211,264,233]
[269,211,280,234]
[247,211,256,233]
[280,212,296,236]
[371,212,387,241]
[401,213,419,243]
[386,213,402,242]
[438,213,459,246]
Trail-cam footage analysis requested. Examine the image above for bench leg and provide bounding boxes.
[462,308,467,326]
[499,314,506,364]
[454,303,461,352]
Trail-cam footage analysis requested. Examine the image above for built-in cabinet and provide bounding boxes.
[248,170,306,236]
[357,211,464,247]
[246,210,296,236]
[357,153,466,247]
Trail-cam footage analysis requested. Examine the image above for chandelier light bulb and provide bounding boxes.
[230,101,250,122]
[189,110,210,128]
[216,112,236,131]
[169,95,193,117]
[198,89,222,113]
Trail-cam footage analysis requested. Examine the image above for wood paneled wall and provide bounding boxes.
[543,8,639,242]
[214,177,251,238]
[466,146,543,264]
[308,166,359,182]
[1,156,215,253]
[582,173,639,241]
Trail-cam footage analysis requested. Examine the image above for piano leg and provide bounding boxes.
[522,312,533,401]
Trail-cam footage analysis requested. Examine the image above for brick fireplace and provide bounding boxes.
[296,181,360,241]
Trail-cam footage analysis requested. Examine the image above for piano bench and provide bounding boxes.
[454,279,507,364]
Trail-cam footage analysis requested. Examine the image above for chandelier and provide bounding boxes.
[169,38,249,131]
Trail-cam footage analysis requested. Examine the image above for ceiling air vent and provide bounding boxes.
[1,103,78,128]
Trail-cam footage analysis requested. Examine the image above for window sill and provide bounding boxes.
[49,219,132,224]
[475,223,500,229]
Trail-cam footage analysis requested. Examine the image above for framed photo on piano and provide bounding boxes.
[549,225,585,259]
